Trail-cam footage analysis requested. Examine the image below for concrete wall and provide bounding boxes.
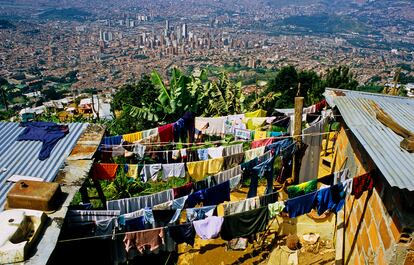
[333,127,413,265]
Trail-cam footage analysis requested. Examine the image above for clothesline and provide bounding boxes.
[100,130,338,148]
[58,170,370,244]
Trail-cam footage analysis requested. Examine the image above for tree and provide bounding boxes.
[323,66,358,90]
[0,78,9,111]
[298,70,323,105]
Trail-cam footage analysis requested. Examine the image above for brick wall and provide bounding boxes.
[333,127,411,264]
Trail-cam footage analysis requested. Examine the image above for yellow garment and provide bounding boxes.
[186,157,224,181]
[254,130,267,140]
[123,131,143,143]
[242,117,267,130]
[244,146,265,162]
[126,164,139,178]
[245,109,267,118]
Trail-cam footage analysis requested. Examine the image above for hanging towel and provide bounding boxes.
[223,143,244,156]
[259,191,279,206]
[223,152,245,170]
[316,184,345,215]
[168,223,196,246]
[158,123,174,143]
[245,109,267,118]
[92,163,118,181]
[193,216,224,240]
[140,164,162,182]
[161,163,186,180]
[125,164,139,179]
[244,146,265,162]
[234,128,252,140]
[223,196,261,215]
[287,179,318,199]
[285,191,318,218]
[254,131,267,140]
[187,157,224,181]
[195,117,226,136]
[351,173,374,199]
[173,183,194,199]
[122,132,143,143]
[221,206,269,241]
[203,181,231,206]
[141,128,158,139]
[207,146,224,159]
[213,165,243,185]
[251,138,274,149]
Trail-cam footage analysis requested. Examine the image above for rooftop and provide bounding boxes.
[324,88,414,191]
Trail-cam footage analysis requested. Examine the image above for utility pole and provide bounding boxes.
[291,96,304,183]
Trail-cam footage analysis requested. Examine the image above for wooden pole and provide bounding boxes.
[291,97,304,183]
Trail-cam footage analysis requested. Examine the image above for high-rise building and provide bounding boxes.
[99,30,104,41]
[182,23,188,39]
[165,20,169,32]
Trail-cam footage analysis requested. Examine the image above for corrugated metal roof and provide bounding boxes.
[325,88,414,191]
[0,122,88,209]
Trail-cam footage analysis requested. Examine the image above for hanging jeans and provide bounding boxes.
[248,156,275,197]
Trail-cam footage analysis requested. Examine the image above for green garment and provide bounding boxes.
[220,206,269,241]
[287,179,318,199]
[268,201,285,219]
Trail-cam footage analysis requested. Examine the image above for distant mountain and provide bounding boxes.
[0,19,15,29]
[38,8,92,21]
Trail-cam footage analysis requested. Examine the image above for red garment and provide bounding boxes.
[158,123,174,143]
[251,138,274,149]
[173,182,195,198]
[92,163,118,181]
[315,99,327,112]
[123,228,164,254]
[351,172,374,199]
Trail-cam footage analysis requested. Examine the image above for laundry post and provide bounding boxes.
[291,96,304,183]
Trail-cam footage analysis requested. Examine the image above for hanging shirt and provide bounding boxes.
[123,227,164,254]
[224,114,246,134]
[91,163,118,181]
[229,175,242,191]
[168,223,196,246]
[122,132,143,143]
[186,205,216,222]
[207,146,224,159]
[132,143,146,160]
[268,201,285,218]
[140,164,162,182]
[285,191,318,218]
[152,209,180,227]
[16,122,70,161]
[186,190,205,208]
[265,138,293,156]
[244,146,265,162]
[161,163,186,180]
[197,149,209,160]
[193,216,224,240]
[158,123,174,143]
[220,206,269,241]
[259,191,279,206]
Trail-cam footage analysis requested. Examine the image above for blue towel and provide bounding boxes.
[197,149,209,160]
[317,183,345,215]
[203,181,230,206]
[186,205,216,222]
[186,190,205,208]
[285,191,317,218]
